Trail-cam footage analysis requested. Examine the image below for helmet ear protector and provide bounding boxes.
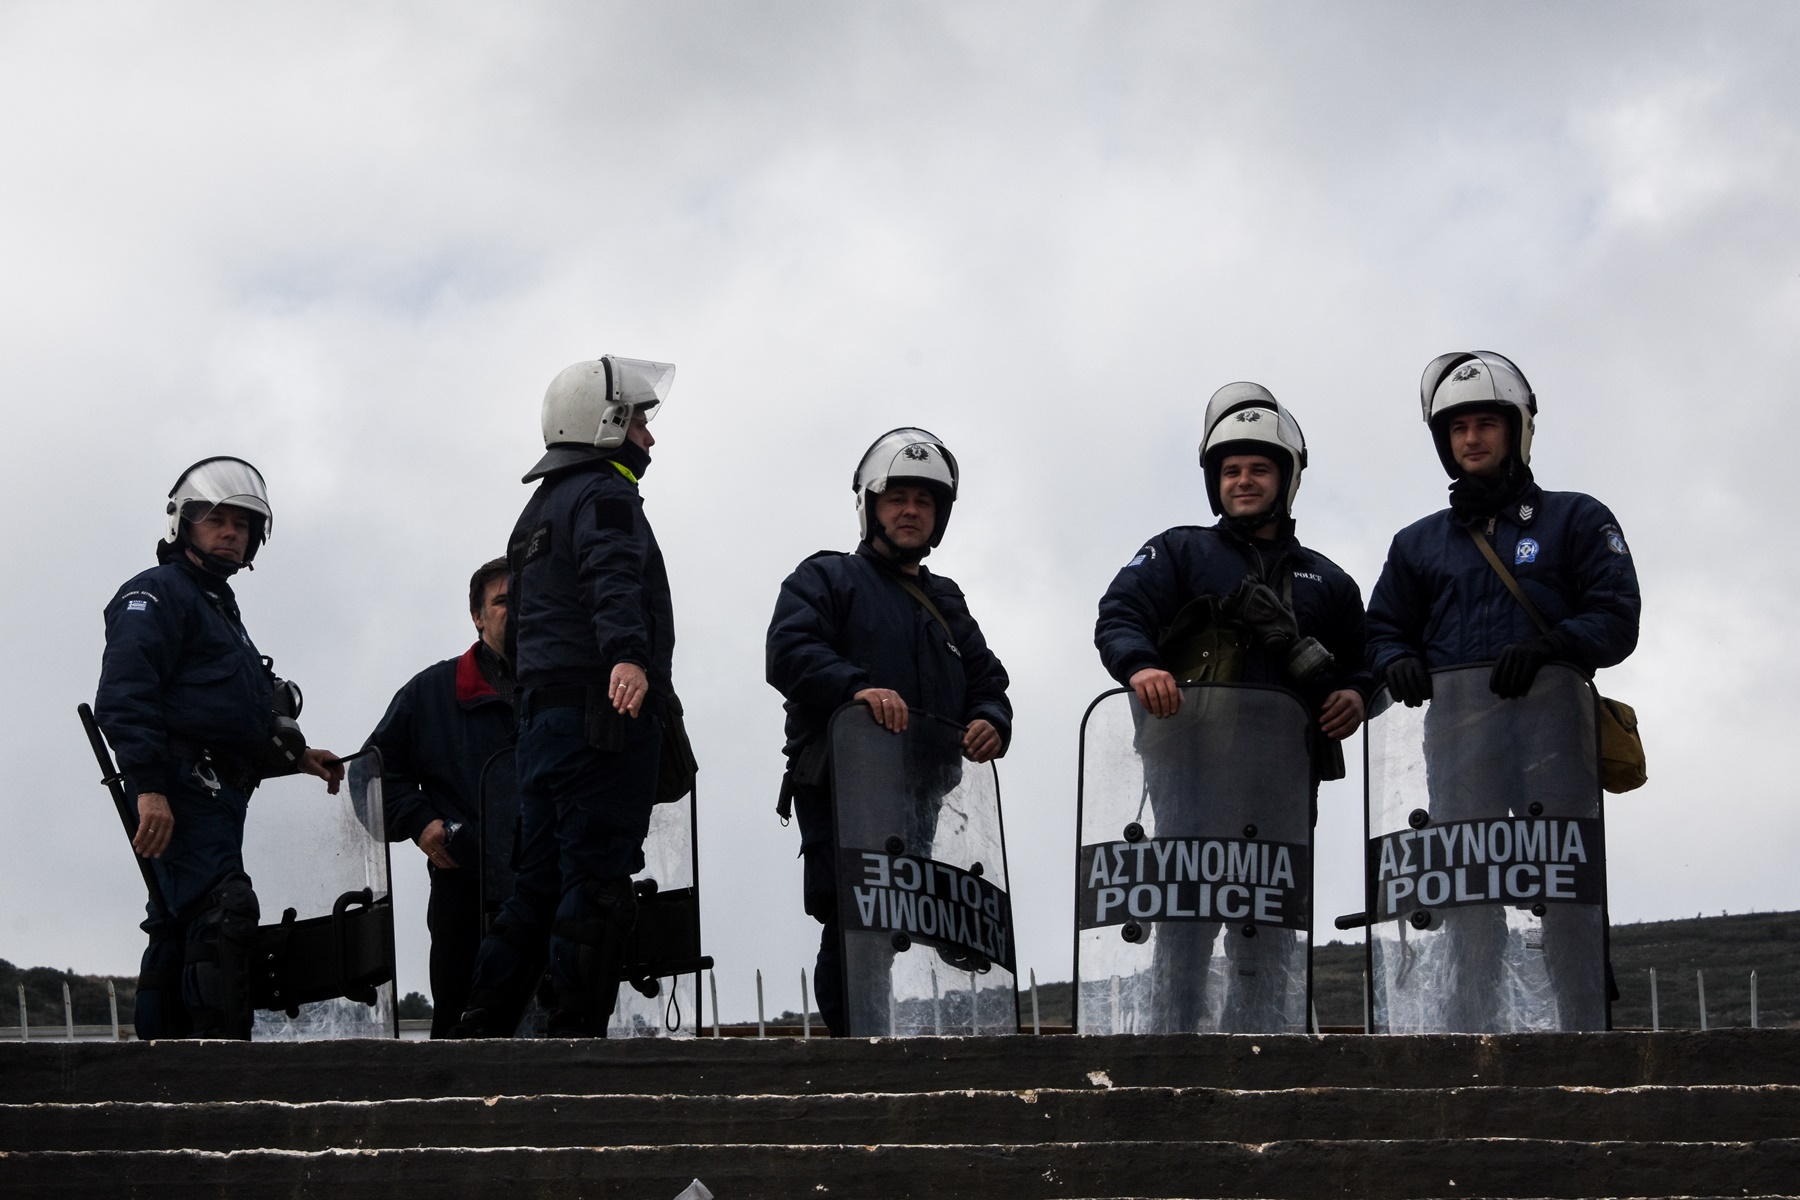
[852,428,960,551]
[1420,351,1536,478]
[1199,383,1308,519]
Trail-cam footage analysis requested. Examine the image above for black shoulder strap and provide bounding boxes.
[1467,527,1552,634]
[894,573,954,638]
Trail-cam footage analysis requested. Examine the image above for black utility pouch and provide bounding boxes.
[583,686,629,752]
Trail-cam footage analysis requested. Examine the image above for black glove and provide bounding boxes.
[1385,657,1432,707]
[1490,637,1556,699]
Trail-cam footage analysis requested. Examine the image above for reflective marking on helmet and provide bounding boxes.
[1452,364,1481,382]
[1514,538,1540,565]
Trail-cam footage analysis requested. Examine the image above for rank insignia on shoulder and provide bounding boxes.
[1517,504,1534,522]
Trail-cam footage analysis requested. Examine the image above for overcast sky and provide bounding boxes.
[3,2,1796,1025]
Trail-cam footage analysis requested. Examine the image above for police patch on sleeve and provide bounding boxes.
[1125,545,1154,568]
[593,497,635,533]
[1514,538,1539,565]
[1600,524,1630,556]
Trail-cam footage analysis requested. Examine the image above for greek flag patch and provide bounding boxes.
[126,600,148,612]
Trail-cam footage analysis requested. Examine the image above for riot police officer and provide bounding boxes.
[364,557,515,1038]
[1092,385,1369,1031]
[766,427,1012,1036]
[453,356,678,1039]
[1096,384,1371,756]
[1362,352,1640,1032]
[95,457,343,1040]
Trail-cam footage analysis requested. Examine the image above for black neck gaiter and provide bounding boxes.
[1449,461,1535,523]
[612,439,652,479]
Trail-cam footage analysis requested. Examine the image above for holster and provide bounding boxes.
[777,739,830,823]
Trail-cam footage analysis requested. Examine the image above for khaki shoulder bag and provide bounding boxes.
[1466,529,1646,793]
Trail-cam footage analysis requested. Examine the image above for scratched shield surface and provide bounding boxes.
[830,704,1017,1037]
[1075,684,1314,1035]
[1364,663,1608,1033]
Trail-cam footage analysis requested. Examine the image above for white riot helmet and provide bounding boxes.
[541,355,676,451]
[853,427,959,552]
[1420,351,1536,478]
[160,457,272,569]
[1199,382,1308,519]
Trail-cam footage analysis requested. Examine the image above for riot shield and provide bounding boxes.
[829,704,1018,1038]
[1074,684,1314,1035]
[477,746,711,1038]
[243,748,397,1039]
[1363,663,1608,1033]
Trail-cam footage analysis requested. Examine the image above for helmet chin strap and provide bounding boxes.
[190,546,249,577]
[865,516,931,564]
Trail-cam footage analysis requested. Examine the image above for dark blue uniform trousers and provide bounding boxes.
[132,757,252,1039]
[463,700,661,1029]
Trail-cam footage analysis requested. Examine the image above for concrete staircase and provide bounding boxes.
[3,1031,1799,1198]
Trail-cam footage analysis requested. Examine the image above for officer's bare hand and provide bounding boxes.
[1129,668,1181,718]
[610,662,649,716]
[1319,689,1365,740]
[133,793,174,859]
[415,818,461,870]
[962,719,1002,763]
[302,748,344,794]
[855,688,909,733]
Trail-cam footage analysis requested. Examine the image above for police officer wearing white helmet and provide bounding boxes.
[94,458,344,1039]
[1096,384,1373,762]
[1365,352,1640,702]
[766,428,1012,1036]
[452,356,681,1038]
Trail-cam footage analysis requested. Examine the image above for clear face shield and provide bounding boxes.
[597,356,676,444]
[171,457,273,535]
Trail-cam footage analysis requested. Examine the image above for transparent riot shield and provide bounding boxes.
[1075,684,1313,1035]
[243,749,397,1039]
[830,704,1018,1037]
[1363,663,1608,1033]
[477,746,711,1038]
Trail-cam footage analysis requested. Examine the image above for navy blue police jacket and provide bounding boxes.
[766,547,1012,761]
[1365,483,1640,676]
[1095,521,1373,708]
[363,644,514,863]
[508,457,675,691]
[96,558,273,795]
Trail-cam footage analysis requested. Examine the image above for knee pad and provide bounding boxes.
[134,917,192,1040]
[184,872,261,1040]
[549,876,638,1035]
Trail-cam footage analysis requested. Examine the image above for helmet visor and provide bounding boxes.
[608,356,676,420]
[175,457,271,523]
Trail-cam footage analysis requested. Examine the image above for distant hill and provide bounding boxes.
[1034,910,1800,1030]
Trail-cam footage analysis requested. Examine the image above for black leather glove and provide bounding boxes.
[1385,657,1432,707]
[1490,637,1556,699]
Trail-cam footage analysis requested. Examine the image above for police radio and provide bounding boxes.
[259,656,309,778]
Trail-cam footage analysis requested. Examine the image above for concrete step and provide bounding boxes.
[6,1030,1799,1105]
[5,1085,1798,1152]
[5,1139,1800,1199]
